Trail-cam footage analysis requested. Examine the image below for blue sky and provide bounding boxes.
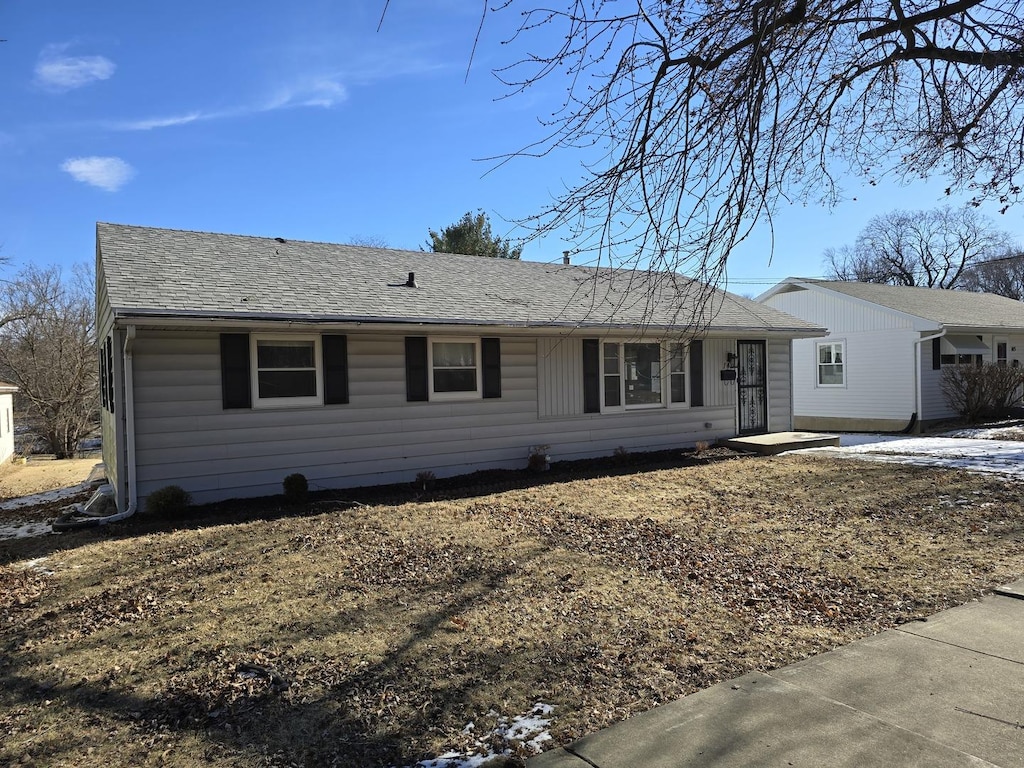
[3,2,1022,294]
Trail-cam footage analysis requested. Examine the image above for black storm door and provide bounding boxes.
[737,340,768,435]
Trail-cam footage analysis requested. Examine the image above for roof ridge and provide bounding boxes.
[96,222,721,280]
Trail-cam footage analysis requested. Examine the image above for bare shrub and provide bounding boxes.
[941,363,1024,423]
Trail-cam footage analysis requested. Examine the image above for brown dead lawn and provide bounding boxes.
[2,451,1024,767]
[0,458,98,503]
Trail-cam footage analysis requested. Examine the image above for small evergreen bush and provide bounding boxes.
[145,485,192,516]
[283,473,309,504]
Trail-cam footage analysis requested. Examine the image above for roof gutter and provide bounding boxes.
[110,313,823,338]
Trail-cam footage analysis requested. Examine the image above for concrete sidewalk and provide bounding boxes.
[530,580,1024,768]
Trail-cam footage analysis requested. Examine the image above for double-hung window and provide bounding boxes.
[600,341,687,410]
[251,335,323,408]
[669,343,687,403]
[429,339,481,399]
[816,341,845,386]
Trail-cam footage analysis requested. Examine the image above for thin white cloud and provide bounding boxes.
[113,112,207,131]
[61,156,135,191]
[35,44,115,91]
[110,76,348,132]
[263,76,348,110]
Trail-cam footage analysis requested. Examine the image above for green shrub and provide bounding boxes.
[283,473,309,503]
[145,485,192,516]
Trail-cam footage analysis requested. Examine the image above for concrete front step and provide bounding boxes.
[720,431,840,455]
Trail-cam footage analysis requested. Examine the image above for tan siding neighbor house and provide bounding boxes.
[96,223,823,512]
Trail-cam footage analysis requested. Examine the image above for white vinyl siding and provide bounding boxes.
[765,287,919,332]
[128,330,786,506]
[537,338,583,418]
[0,393,14,463]
[95,262,123,505]
[790,330,917,423]
[920,340,955,422]
[764,287,923,428]
[767,338,792,432]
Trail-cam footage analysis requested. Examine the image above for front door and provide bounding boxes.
[737,340,768,435]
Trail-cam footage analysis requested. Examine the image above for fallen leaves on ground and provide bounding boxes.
[1,452,1023,767]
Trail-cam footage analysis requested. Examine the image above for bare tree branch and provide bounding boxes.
[475,0,1024,304]
[824,205,1016,287]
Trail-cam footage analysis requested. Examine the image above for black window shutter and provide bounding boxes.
[220,333,251,409]
[932,338,941,370]
[106,337,115,410]
[690,339,704,407]
[405,336,429,402]
[482,337,501,399]
[582,338,601,413]
[99,345,108,410]
[323,335,349,404]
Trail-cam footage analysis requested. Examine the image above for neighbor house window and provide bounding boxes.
[940,354,983,367]
[251,335,323,408]
[429,339,481,398]
[817,341,845,386]
[601,341,686,410]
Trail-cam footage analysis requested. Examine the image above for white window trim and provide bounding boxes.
[250,333,323,409]
[428,337,482,401]
[667,342,689,410]
[599,340,688,412]
[815,340,846,388]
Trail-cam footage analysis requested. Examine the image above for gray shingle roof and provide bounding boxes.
[96,223,821,334]
[798,280,1024,330]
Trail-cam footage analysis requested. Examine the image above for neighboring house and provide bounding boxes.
[96,223,823,511]
[0,382,16,463]
[758,279,1024,432]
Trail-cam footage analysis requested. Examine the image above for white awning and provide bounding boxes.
[942,335,990,355]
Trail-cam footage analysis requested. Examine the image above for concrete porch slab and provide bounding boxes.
[720,431,840,455]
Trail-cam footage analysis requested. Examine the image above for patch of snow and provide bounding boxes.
[792,436,1024,479]
[0,521,53,540]
[402,703,555,768]
[16,557,54,575]
[0,483,90,511]
[834,433,919,447]
[943,425,1024,441]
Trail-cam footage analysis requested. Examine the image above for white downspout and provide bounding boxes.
[52,325,137,531]
[913,328,946,431]
[102,325,138,522]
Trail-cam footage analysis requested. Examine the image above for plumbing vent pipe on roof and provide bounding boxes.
[563,251,571,265]
[405,272,418,288]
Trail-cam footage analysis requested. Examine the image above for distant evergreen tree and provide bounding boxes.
[425,211,522,259]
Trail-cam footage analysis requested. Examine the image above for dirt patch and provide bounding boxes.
[0,458,99,501]
[1,453,1023,767]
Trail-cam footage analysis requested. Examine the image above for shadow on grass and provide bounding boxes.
[0,446,740,568]
[1,542,550,767]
